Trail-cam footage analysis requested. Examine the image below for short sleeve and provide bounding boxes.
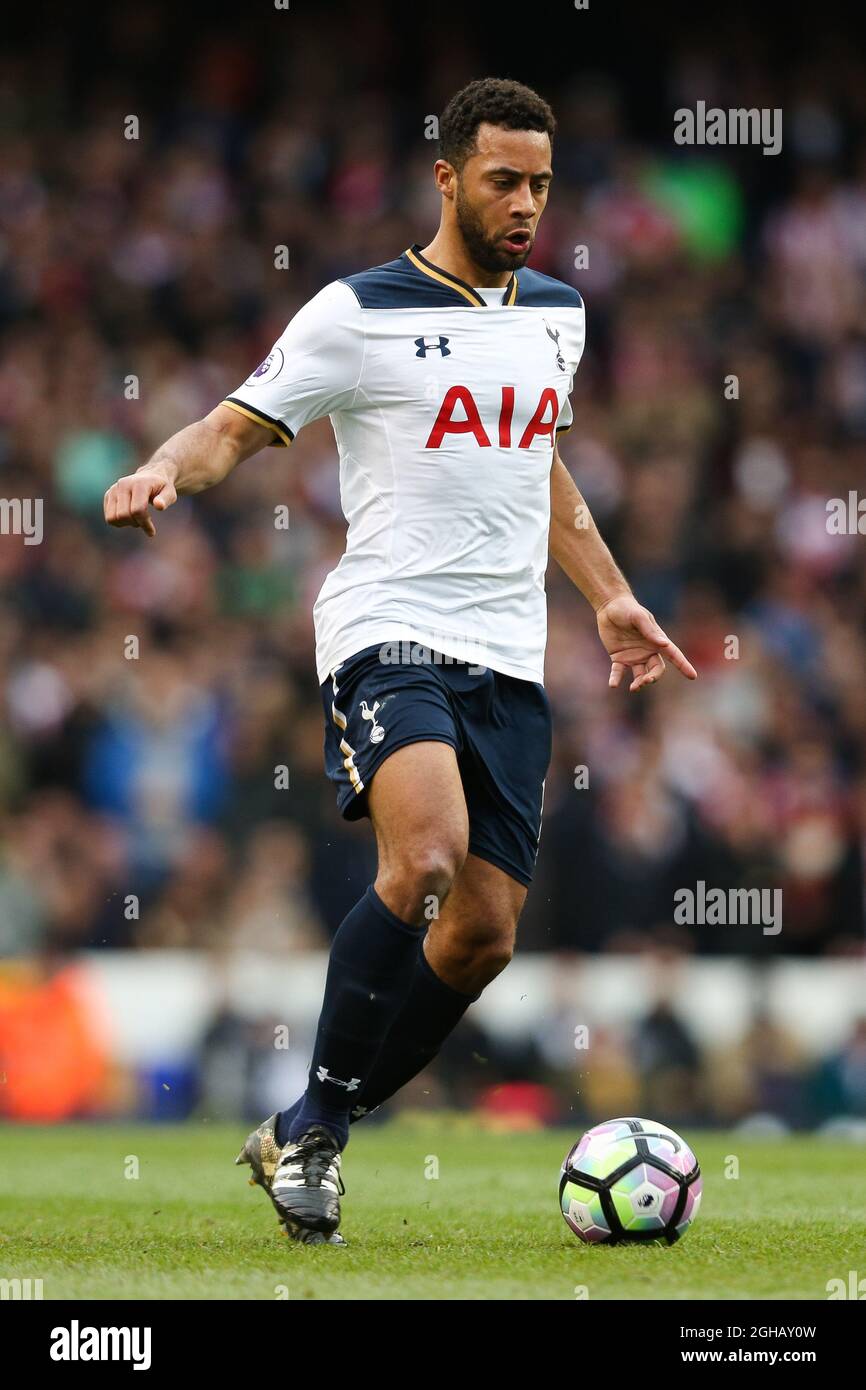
[555,301,586,441]
[223,280,364,447]
[556,390,574,437]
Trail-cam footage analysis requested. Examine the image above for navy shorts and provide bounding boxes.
[321,642,553,887]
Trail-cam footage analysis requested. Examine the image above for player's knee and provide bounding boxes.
[378,835,466,923]
[410,841,466,916]
[417,838,466,896]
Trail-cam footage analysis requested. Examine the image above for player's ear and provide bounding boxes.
[433,159,456,198]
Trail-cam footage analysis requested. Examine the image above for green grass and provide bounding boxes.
[0,1119,863,1299]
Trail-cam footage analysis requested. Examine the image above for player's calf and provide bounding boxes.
[423,855,525,994]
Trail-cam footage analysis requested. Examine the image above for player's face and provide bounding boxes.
[453,123,552,274]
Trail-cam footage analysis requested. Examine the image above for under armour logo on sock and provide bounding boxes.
[351,1105,369,1119]
[317,1066,361,1091]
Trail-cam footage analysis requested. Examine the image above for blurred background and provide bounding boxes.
[0,0,865,1135]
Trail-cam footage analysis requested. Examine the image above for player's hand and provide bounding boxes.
[596,593,697,692]
[103,469,178,538]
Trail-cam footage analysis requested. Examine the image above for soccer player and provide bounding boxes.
[104,78,696,1244]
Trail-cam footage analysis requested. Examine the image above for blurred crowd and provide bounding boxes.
[1,3,865,962]
[4,945,864,1128]
[382,999,866,1133]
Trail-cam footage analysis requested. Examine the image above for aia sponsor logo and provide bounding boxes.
[425,386,560,449]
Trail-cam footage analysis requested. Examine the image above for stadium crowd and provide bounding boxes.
[1,4,865,979]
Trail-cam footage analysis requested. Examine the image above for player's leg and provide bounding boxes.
[423,850,525,991]
[369,740,470,925]
[285,738,468,1144]
[267,739,468,1236]
[342,663,550,1122]
[348,851,525,1121]
[238,650,547,1237]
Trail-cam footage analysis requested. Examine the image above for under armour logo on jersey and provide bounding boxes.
[415,335,451,357]
[317,1066,361,1091]
[359,699,385,743]
[544,319,566,371]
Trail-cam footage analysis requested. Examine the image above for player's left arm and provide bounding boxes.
[549,449,697,691]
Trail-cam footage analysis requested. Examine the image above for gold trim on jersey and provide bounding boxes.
[405,245,517,308]
[222,398,293,448]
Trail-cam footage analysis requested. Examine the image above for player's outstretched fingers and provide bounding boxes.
[632,609,697,681]
[659,637,697,680]
[609,660,626,689]
[628,662,648,693]
[632,652,666,690]
[128,477,157,535]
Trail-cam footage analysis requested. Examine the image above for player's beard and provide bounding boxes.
[454,183,532,274]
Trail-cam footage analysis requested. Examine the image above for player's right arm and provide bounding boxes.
[103,403,275,537]
[105,281,363,538]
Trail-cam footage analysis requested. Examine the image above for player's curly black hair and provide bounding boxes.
[439,78,556,171]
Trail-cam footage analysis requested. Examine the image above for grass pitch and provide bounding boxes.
[0,1119,863,1300]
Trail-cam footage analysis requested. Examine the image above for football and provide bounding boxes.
[560,1117,702,1245]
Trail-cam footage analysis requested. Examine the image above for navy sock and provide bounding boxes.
[284,885,425,1150]
[348,940,478,1120]
[275,945,477,1143]
[275,1099,301,1148]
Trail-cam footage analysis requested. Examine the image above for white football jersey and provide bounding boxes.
[223,245,586,684]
